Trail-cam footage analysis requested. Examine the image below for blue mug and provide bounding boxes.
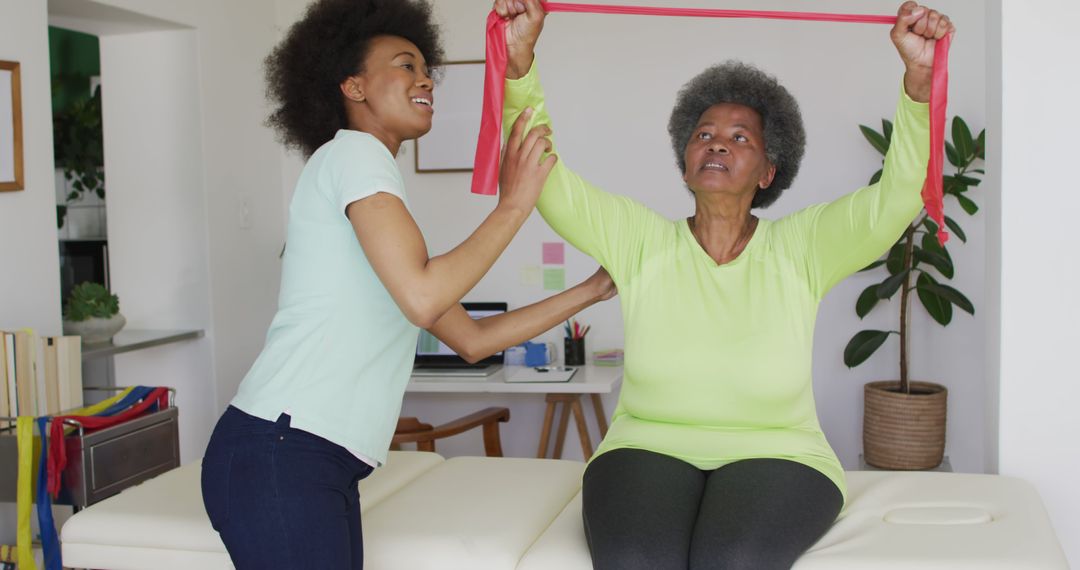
[522,341,557,367]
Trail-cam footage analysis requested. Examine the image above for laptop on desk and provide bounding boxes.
[412,302,507,378]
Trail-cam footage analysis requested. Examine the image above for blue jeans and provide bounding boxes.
[201,406,374,569]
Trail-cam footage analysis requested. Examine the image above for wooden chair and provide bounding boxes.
[392,407,510,457]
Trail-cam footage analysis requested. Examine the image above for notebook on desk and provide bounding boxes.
[505,366,577,383]
[412,302,506,378]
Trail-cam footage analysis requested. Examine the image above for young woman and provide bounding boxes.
[200,1,615,568]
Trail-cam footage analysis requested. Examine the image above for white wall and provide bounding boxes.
[0,0,64,547]
[994,0,1080,565]
[0,3,64,334]
[99,29,216,464]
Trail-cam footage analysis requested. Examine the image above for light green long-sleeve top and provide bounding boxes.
[504,62,929,501]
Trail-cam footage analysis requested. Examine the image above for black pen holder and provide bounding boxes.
[564,337,586,366]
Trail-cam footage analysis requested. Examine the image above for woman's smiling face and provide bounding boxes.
[347,35,435,148]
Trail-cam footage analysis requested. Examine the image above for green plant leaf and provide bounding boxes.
[917,273,953,325]
[856,285,880,318]
[975,130,986,160]
[860,125,889,156]
[859,259,886,273]
[956,194,979,215]
[885,242,906,274]
[922,218,939,236]
[952,116,974,163]
[876,269,909,299]
[63,281,120,321]
[915,248,954,279]
[881,119,893,142]
[869,169,883,185]
[921,231,944,254]
[844,330,893,367]
[944,216,967,242]
[943,176,965,196]
[945,141,960,168]
[920,281,975,315]
[954,174,983,186]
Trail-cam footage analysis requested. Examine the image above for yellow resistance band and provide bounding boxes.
[15,387,136,570]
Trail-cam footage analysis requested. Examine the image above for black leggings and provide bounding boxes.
[582,449,842,570]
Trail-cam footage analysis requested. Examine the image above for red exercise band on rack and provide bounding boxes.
[470,2,952,245]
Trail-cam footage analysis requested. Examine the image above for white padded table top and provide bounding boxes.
[363,456,585,570]
[60,451,445,570]
[61,454,1067,570]
[797,471,1068,569]
[516,470,1068,570]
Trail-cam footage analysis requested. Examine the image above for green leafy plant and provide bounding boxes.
[63,281,119,322]
[843,116,985,393]
[53,86,105,228]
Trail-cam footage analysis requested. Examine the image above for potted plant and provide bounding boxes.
[844,116,985,469]
[54,86,105,229]
[62,281,125,344]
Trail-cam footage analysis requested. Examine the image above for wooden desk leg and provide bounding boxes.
[590,394,608,438]
[570,397,593,459]
[537,399,557,458]
[552,395,573,459]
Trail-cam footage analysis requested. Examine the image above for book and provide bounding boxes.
[55,336,83,411]
[43,337,61,415]
[0,336,9,425]
[505,366,577,383]
[2,333,15,418]
[13,330,35,417]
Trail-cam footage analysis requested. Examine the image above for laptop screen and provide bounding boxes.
[415,302,508,366]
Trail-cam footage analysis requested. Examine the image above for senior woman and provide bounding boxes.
[493,1,953,568]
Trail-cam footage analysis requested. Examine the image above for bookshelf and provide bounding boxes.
[81,329,203,361]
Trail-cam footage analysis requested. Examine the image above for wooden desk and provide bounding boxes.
[407,364,622,459]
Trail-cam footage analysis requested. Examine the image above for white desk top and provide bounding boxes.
[407,364,622,394]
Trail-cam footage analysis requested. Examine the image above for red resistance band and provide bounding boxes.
[46,387,170,498]
[471,2,952,245]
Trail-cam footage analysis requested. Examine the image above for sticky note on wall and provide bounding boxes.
[520,266,541,286]
[542,242,564,265]
[543,268,565,291]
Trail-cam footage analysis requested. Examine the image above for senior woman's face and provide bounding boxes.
[682,103,775,198]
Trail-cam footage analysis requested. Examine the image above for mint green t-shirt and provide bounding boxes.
[505,64,929,501]
[231,129,418,466]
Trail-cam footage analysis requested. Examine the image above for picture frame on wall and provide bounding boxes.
[414,60,484,173]
[0,60,24,192]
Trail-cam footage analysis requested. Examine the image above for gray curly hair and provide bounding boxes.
[667,61,805,209]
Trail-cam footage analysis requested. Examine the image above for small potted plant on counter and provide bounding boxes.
[62,281,125,344]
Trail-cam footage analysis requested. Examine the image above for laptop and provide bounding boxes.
[412,302,507,377]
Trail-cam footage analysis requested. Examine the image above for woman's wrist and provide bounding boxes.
[507,47,535,79]
[902,66,933,103]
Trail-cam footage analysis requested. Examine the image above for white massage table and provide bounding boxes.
[60,451,1068,569]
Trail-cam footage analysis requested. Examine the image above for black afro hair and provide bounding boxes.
[265,0,444,157]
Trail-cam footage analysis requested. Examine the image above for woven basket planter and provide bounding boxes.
[863,380,947,470]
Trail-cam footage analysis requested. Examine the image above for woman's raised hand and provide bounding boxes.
[494,0,546,78]
[892,2,955,102]
[498,108,557,212]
